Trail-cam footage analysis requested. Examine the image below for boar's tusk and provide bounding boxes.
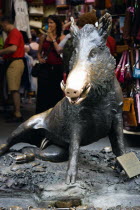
[60,80,66,91]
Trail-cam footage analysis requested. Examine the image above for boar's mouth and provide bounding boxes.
[70,85,91,104]
[61,81,91,104]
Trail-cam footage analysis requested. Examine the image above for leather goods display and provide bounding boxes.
[123,98,138,127]
[29,6,44,16]
[56,0,69,8]
[133,49,140,79]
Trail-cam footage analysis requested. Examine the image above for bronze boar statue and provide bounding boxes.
[0,13,125,184]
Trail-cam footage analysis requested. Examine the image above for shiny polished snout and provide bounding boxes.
[65,88,81,98]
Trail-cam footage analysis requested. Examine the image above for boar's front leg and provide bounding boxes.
[109,110,125,157]
[66,125,81,184]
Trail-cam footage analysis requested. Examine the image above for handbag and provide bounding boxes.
[115,51,127,83]
[124,51,132,80]
[135,79,140,124]
[123,97,138,127]
[31,63,41,77]
[118,50,127,83]
[133,49,140,79]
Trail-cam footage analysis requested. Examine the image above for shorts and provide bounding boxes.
[6,59,24,91]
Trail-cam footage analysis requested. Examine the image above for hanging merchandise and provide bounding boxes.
[125,51,132,81]
[118,50,127,83]
[135,79,140,124]
[70,0,84,6]
[56,0,69,9]
[133,49,140,79]
[14,0,31,39]
[29,6,44,16]
[115,51,128,83]
[123,97,138,127]
[43,0,55,4]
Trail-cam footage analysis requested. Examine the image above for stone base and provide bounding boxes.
[0,145,140,209]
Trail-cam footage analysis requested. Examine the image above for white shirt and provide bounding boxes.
[13,0,31,39]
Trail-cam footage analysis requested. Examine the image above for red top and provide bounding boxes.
[3,28,25,59]
[42,39,62,65]
[106,35,116,56]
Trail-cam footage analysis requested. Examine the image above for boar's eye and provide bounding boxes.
[89,50,95,58]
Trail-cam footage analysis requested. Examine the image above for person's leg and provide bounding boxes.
[6,60,24,120]
[12,90,22,117]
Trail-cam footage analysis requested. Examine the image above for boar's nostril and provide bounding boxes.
[74,91,77,94]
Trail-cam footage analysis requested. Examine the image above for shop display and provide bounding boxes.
[29,19,42,28]
[29,5,44,16]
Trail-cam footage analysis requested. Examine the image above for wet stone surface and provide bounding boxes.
[0,146,140,209]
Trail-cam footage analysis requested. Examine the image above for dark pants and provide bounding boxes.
[36,63,64,114]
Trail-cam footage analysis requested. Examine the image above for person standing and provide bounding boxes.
[36,15,65,114]
[0,16,25,122]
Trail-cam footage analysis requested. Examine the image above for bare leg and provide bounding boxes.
[12,90,22,117]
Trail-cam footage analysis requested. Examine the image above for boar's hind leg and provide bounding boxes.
[109,112,125,157]
[38,144,69,162]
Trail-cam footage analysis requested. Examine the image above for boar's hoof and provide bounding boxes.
[115,161,123,173]
[38,145,69,162]
[0,144,9,156]
[15,153,35,164]
[66,169,77,185]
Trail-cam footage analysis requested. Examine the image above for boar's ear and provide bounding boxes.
[70,17,79,37]
[98,13,112,40]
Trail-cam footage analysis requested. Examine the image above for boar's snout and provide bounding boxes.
[65,88,81,98]
[61,67,91,104]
